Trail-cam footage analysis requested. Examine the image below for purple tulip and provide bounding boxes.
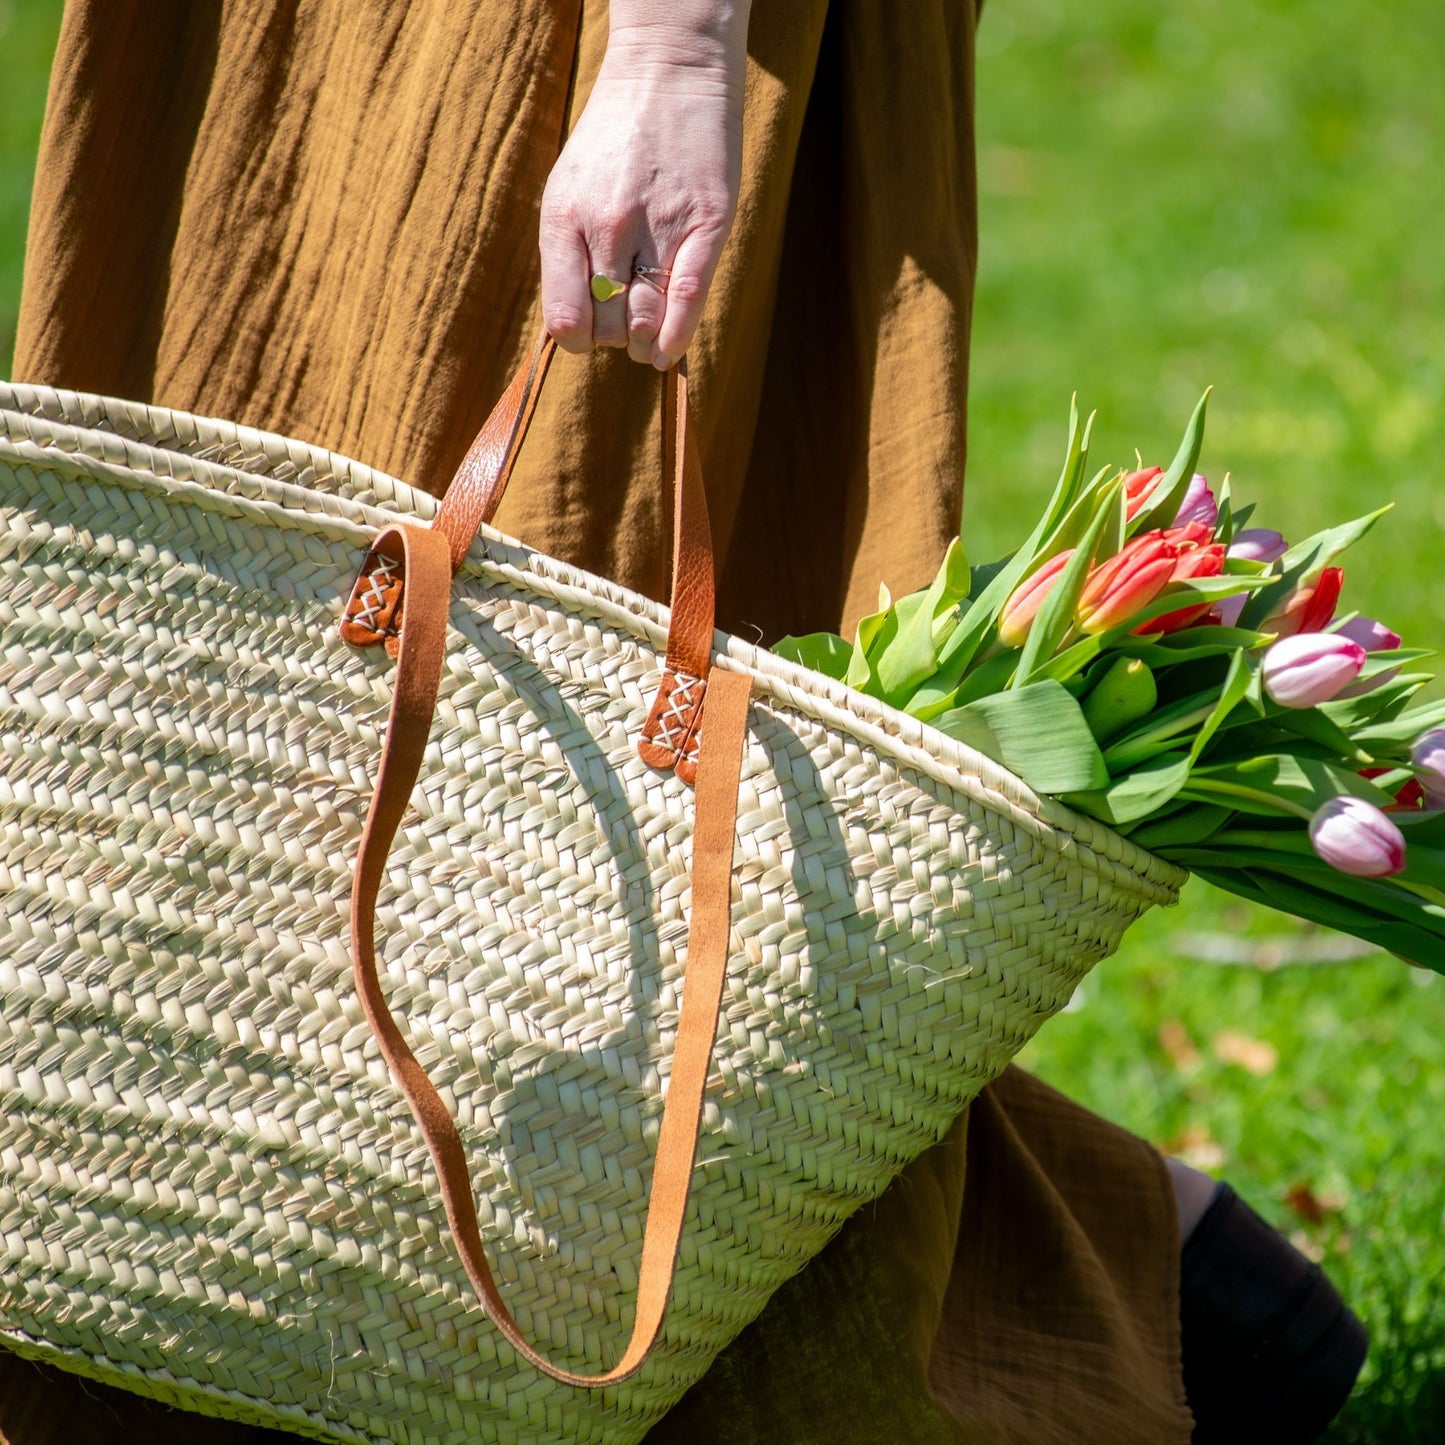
[1173,473,1218,529]
[1411,728,1445,808]
[1214,592,1248,628]
[1333,616,1403,698]
[1228,528,1289,564]
[1309,796,1406,877]
[1261,632,1366,708]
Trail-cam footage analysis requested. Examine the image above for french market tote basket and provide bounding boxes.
[0,334,1184,1445]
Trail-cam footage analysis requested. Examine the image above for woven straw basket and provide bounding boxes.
[0,346,1184,1445]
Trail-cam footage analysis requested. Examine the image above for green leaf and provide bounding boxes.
[875,537,970,705]
[1214,474,1235,542]
[845,590,896,694]
[1259,700,1372,763]
[943,647,1020,710]
[1186,754,1395,818]
[1065,750,1194,827]
[1102,690,1222,771]
[934,679,1110,794]
[1129,802,1235,851]
[1014,478,1123,687]
[1239,507,1391,630]
[1124,389,1211,536]
[772,631,853,681]
[1318,674,1430,733]
[926,399,1098,689]
[1176,865,1445,974]
[1187,649,1253,765]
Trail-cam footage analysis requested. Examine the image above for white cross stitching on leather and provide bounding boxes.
[653,670,704,753]
[350,553,401,634]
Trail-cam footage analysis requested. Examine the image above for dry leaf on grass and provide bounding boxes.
[1158,1018,1201,1071]
[1284,1181,1348,1226]
[1212,1029,1278,1075]
[1162,1122,1226,1172]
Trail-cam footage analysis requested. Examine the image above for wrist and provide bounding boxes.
[607,1,751,74]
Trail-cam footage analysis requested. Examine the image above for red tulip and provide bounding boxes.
[999,550,1074,647]
[1077,523,1218,635]
[1122,466,1164,519]
[1261,566,1343,638]
[1139,534,1229,635]
[1360,766,1425,813]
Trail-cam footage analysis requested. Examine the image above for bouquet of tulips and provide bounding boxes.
[775,395,1445,974]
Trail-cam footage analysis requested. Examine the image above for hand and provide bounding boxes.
[539,12,749,370]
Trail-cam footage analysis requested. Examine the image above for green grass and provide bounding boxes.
[0,0,60,370]
[969,3,1445,1439]
[2,0,1442,1438]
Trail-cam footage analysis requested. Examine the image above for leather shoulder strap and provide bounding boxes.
[348,523,751,1384]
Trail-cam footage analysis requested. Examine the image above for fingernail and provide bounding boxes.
[654,353,672,371]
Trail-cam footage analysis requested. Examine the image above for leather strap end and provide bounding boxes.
[340,543,407,648]
[638,668,707,780]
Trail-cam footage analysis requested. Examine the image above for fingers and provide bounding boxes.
[587,243,632,350]
[625,268,667,366]
[650,225,725,371]
[539,194,731,367]
[539,201,593,355]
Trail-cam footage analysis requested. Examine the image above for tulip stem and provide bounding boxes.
[1180,777,1316,822]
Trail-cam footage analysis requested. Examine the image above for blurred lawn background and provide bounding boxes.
[2,0,1442,1439]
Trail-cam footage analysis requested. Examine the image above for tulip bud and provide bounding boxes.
[1333,616,1403,698]
[1141,537,1229,635]
[1261,632,1366,708]
[1173,473,1218,529]
[1122,466,1163,520]
[1334,616,1401,653]
[1309,796,1406,877]
[999,550,1073,648]
[1227,528,1289,564]
[1411,728,1445,808]
[1261,565,1343,638]
[1076,530,1179,634]
[1081,656,1158,742]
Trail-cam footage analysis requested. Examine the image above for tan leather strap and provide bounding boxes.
[341,331,716,778]
[348,517,752,1384]
[430,329,558,575]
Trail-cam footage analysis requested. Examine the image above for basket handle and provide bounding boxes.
[348,522,750,1385]
[342,329,718,782]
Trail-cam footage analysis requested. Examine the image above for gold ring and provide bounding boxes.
[590,274,628,303]
[632,265,672,294]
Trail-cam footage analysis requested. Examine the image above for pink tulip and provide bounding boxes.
[1173,473,1218,529]
[1213,592,1248,628]
[1261,566,1343,638]
[1334,616,1402,698]
[999,550,1074,647]
[1227,528,1289,564]
[1076,523,1214,635]
[1261,632,1366,708]
[1411,729,1445,808]
[1309,796,1406,877]
[1335,616,1401,653]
